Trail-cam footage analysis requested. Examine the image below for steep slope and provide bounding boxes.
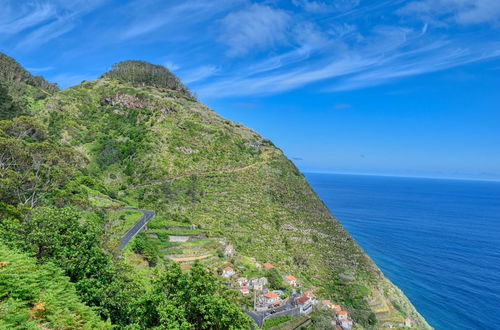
[29,62,431,328]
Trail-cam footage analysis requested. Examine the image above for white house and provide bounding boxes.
[284,275,298,286]
[296,295,313,315]
[222,266,235,278]
[338,311,348,321]
[262,291,280,305]
[405,318,413,327]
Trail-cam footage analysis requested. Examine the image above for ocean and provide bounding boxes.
[304,173,500,330]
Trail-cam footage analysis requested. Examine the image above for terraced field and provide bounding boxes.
[142,216,223,266]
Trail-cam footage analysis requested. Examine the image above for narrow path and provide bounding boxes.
[131,162,259,189]
[118,209,155,250]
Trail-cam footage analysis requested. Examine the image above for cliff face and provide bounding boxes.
[0,56,431,328]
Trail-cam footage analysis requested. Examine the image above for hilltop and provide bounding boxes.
[0,53,431,329]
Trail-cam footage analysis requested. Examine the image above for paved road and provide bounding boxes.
[118,209,155,249]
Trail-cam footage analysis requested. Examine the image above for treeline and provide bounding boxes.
[102,60,191,96]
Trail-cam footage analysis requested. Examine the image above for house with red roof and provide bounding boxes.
[222,266,235,278]
[263,291,279,302]
[295,295,313,315]
[284,275,297,286]
[338,310,348,321]
[304,291,315,298]
[263,262,274,269]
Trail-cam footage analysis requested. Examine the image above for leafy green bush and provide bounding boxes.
[131,232,159,266]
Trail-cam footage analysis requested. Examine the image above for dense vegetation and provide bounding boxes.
[0,245,108,329]
[0,52,430,329]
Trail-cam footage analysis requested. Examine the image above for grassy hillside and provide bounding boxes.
[0,55,431,329]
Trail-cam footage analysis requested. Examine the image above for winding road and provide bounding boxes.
[118,209,155,250]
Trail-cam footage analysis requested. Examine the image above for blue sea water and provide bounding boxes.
[304,173,500,330]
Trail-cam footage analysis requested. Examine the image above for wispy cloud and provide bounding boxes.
[181,65,218,84]
[27,66,54,73]
[292,0,360,13]
[193,0,500,98]
[0,2,56,35]
[164,61,180,72]
[120,0,243,40]
[399,0,500,25]
[218,4,291,56]
[0,0,108,49]
[16,17,77,49]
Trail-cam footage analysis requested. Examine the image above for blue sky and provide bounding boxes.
[1,0,499,180]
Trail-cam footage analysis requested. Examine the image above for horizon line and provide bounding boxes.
[301,170,500,183]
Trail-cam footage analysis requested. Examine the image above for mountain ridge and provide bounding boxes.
[0,53,431,329]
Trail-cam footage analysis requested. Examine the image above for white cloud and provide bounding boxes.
[0,0,108,49]
[27,66,54,73]
[399,0,500,25]
[292,0,360,13]
[0,2,56,35]
[181,65,218,84]
[164,61,180,72]
[196,22,500,98]
[218,4,290,56]
[121,0,243,40]
[16,17,77,49]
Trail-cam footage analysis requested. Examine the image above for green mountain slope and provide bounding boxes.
[0,55,431,329]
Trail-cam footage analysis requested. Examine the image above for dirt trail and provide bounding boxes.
[131,162,259,189]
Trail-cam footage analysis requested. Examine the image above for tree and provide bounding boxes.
[266,268,286,290]
[138,262,251,329]
[0,136,85,208]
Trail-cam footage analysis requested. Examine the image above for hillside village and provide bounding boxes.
[132,213,415,329]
